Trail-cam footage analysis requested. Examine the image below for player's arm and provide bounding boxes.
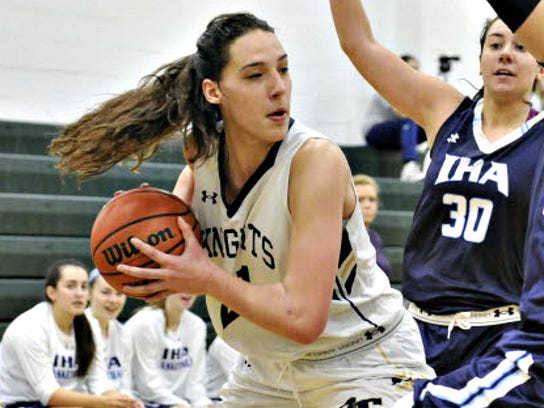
[120,139,348,344]
[207,138,347,343]
[486,0,544,62]
[329,0,464,146]
[172,165,195,206]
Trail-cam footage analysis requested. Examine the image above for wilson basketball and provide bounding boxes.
[90,185,201,293]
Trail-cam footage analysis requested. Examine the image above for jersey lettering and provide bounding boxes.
[53,353,78,379]
[160,346,192,370]
[435,154,509,197]
[202,224,275,270]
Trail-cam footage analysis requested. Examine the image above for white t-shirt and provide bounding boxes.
[124,306,212,407]
[0,302,111,404]
[205,336,240,399]
[85,308,130,393]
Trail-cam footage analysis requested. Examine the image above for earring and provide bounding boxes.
[215,120,224,133]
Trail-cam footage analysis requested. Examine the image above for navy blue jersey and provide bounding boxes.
[520,140,544,331]
[403,97,544,314]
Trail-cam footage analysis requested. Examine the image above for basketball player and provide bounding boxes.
[0,259,139,408]
[330,0,544,406]
[86,268,141,403]
[123,294,213,407]
[49,12,434,407]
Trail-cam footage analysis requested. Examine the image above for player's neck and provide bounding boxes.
[222,137,275,203]
[481,98,531,141]
[165,308,183,332]
[53,307,73,335]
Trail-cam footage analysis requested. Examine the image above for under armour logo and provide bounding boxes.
[494,307,516,318]
[201,190,218,204]
[364,326,386,340]
[447,133,459,143]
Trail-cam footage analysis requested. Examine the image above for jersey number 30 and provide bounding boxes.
[441,193,493,243]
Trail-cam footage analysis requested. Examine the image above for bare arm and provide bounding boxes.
[172,165,195,205]
[329,0,464,145]
[48,388,139,408]
[205,139,348,343]
[513,1,544,61]
[119,139,349,344]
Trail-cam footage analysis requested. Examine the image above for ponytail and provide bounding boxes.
[74,314,96,377]
[49,55,214,179]
[49,12,275,180]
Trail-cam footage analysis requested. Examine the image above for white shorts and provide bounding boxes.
[218,312,435,408]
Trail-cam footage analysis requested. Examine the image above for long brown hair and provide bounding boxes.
[48,12,274,180]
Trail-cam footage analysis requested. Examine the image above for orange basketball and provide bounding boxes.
[90,185,200,293]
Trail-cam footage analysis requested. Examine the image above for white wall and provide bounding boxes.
[0,0,496,145]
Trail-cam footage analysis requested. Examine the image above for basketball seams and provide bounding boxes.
[100,221,201,276]
[90,186,200,294]
[91,211,195,257]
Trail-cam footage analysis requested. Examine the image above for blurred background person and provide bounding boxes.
[353,174,392,279]
[85,268,143,407]
[0,259,138,407]
[124,294,213,408]
[205,336,240,403]
[363,54,428,182]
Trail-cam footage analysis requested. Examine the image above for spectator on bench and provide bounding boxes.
[85,268,143,405]
[363,54,428,182]
[0,259,139,408]
[124,294,213,408]
[353,174,392,279]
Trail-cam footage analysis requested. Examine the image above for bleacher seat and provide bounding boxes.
[0,120,424,340]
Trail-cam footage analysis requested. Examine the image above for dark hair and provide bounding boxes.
[474,17,501,100]
[479,17,501,57]
[48,12,274,180]
[45,259,95,378]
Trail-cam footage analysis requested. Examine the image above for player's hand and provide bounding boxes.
[99,390,141,408]
[114,182,149,197]
[118,216,217,302]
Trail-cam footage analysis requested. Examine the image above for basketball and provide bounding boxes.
[90,185,201,293]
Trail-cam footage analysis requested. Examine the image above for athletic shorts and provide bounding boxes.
[219,312,435,408]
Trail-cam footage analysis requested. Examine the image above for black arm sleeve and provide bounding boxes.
[486,0,541,32]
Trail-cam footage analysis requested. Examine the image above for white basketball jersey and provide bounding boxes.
[192,120,404,361]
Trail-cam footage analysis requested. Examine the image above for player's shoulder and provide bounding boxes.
[5,302,49,340]
[124,306,161,328]
[183,309,207,329]
[287,121,343,163]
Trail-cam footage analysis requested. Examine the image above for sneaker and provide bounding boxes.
[400,160,425,182]
[416,141,429,154]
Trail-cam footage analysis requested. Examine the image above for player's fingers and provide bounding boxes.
[121,276,165,297]
[113,189,125,197]
[178,216,197,246]
[143,289,173,303]
[128,237,170,264]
